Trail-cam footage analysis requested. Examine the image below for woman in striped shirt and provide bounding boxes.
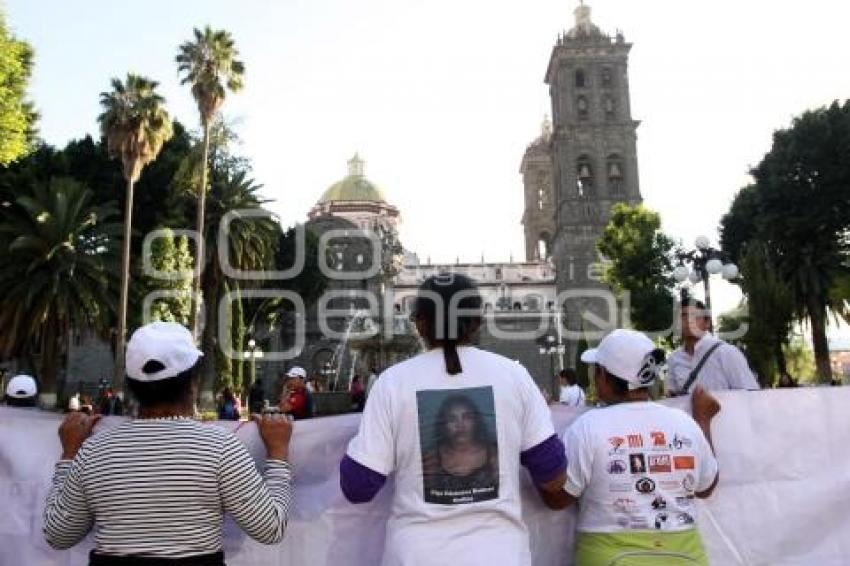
[43,322,293,566]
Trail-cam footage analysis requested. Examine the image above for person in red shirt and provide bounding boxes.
[280,367,312,420]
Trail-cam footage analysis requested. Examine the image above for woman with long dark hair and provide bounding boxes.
[340,273,567,566]
[422,394,499,494]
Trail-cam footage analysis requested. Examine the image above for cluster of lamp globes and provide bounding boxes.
[672,236,739,285]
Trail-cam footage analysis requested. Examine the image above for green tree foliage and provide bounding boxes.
[720,101,850,383]
[195,157,278,395]
[739,243,794,385]
[784,338,816,384]
[0,178,120,399]
[597,203,677,337]
[0,14,37,165]
[146,228,193,325]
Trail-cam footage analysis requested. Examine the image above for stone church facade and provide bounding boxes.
[4,3,642,403]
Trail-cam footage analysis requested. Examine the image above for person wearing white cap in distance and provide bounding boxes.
[4,374,38,407]
[280,366,312,420]
[43,321,295,566]
[542,329,722,566]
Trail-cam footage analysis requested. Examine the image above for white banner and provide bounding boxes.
[1,387,849,565]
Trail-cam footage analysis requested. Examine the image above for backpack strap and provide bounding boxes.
[680,342,723,394]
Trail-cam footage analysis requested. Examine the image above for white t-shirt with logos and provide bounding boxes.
[346,346,555,566]
[562,402,718,533]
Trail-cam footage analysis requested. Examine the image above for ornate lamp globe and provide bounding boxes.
[706,258,723,274]
[673,265,689,282]
[722,263,739,280]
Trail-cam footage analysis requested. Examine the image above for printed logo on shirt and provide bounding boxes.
[613,498,638,513]
[654,512,669,530]
[648,454,672,473]
[673,455,695,470]
[669,434,693,450]
[416,387,499,505]
[635,477,656,494]
[651,496,667,510]
[627,434,643,448]
[677,512,695,526]
[629,453,647,474]
[682,473,696,493]
[609,482,632,493]
[650,431,667,447]
[608,436,626,454]
[676,495,695,507]
[607,459,627,474]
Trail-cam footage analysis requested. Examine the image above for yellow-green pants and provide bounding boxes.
[575,529,710,566]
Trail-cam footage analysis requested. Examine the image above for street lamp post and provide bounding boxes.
[320,362,334,391]
[247,338,258,386]
[539,332,566,401]
[673,235,739,330]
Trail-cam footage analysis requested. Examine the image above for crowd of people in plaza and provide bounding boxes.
[0,272,838,565]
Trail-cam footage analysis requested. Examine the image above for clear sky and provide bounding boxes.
[6,0,850,322]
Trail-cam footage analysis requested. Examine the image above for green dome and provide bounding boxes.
[317,154,387,204]
[318,175,386,204]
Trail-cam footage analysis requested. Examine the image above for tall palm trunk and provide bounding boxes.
[113,177,135,393]
[774,340,788,379]
[200,259,221,404]
[809,296,832,384]
[40,316,60,408]
[191,126,212,341]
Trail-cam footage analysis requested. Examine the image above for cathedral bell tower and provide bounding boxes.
[545,2,642,330]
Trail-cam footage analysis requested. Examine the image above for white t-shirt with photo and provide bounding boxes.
[563,402,718,533]
[346,346,555,566]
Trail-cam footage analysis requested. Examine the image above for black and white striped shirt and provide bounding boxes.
[43,418,292,558]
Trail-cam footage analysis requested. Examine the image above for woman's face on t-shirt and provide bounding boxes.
[445,404,476,443]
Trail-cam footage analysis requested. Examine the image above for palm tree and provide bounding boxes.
[0,178,120,406]
[98,74,173,392]
[175,26,245,340]
[199,168,277,397]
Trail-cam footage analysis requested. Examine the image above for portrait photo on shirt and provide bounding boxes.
[417,387,499,505]
[629,453,646,474]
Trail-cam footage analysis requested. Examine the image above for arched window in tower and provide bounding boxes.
[536,171,548,210]
[607,154,624,195]
[537,233,550,260]
[577,95,589,120]
[604,96,616,120]
[576,156,594,197]
[575,69,586,88]
[601,67,613,87]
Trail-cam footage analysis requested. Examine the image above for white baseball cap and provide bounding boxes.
[5,374,37,398]
[580,329,665,389]
[286,366,307,379]
[126,322,203,382]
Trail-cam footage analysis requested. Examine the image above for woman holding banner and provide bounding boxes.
[340,273,567,565]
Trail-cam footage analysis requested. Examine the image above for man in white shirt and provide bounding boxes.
[667,298,759,395]
[543,329,721,566]
[558,369,586,407]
